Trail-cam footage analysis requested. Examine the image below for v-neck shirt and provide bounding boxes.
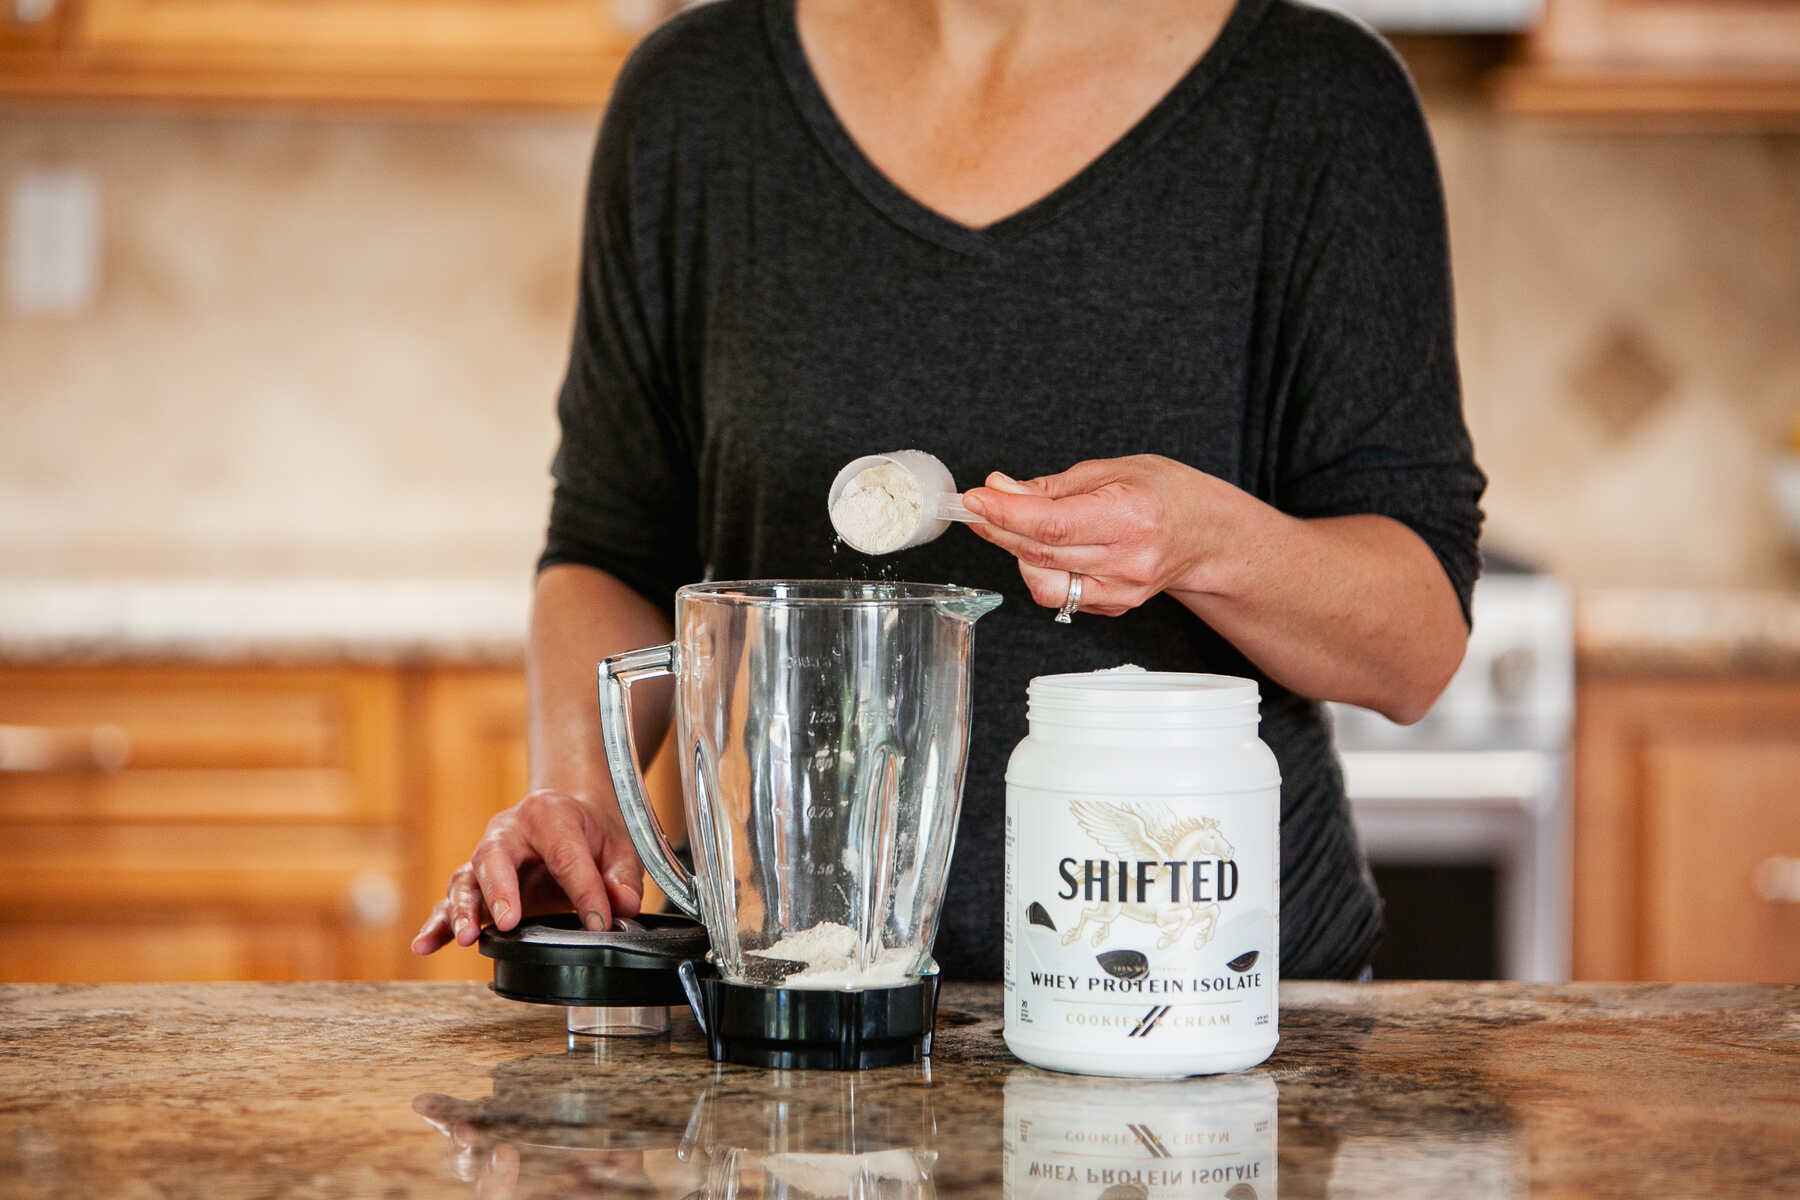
[765,0,1272,253]
[541,0,1487,982]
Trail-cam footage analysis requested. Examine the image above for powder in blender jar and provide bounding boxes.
[750,921,918,989]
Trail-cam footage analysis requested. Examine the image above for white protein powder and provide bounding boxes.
[749,920,918,989]
[830,463,923,554]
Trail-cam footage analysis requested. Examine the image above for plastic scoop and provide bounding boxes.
[828,450,985,555]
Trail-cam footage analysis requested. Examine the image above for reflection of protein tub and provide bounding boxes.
[1003,1069,1277,1200]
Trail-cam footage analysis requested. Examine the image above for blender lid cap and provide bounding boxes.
[480,913,709,1009]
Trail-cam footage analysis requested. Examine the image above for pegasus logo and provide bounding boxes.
[1056,801,1237,951]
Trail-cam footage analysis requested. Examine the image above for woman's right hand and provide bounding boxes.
[411,788,645,954]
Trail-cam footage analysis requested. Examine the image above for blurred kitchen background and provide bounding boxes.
[1,0,1796,986]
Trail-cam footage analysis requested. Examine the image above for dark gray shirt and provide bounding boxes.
[541,0,1486,980]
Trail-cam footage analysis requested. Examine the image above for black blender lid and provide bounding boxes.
[480,913,709,1009]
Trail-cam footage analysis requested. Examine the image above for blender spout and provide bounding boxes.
[934,588,1003,622]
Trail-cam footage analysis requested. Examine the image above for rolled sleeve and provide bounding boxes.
[537,45,702,614]
[1270,41,1486,623]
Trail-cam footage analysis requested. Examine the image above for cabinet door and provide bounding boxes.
[0,0,680,105]
[1642,733,1800,982]
[414,667,684,983]
[0,825,409,981]
[13,0,674,106]
[1530,0,1800,69]
[1,0,67,49]
[0,665,402,823]
[1576,677,1800,982]
[0,666,411,982]
[78,0,646,58]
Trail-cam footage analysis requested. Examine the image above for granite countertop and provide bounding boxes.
[4,578,1800,674]
[0,579,531,665]
[1576,587,1800,674]
[1,981,1794,1197]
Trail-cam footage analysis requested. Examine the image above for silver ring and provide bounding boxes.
[1055,572,1083,624]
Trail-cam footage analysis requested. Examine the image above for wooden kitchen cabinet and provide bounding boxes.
[1493,0,1800,121]
[1575,674,1800,982]
[0,662,684,983]
[411,667,530,983]
[0,665,412,982]
[414,666,684,983]
[1,0,70,50]
[0,0,675,109]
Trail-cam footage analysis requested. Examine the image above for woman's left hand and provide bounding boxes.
[961,455,1247,618]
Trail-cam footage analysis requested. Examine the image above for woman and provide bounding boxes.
[413,0,1485,981]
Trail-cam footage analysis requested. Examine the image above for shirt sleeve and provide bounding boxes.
[1269,36,1487,625]
[537,53,701,614]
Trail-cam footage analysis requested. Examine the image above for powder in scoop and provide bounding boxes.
[831,463,923,554]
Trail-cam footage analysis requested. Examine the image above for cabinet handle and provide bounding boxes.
[608,0,669,33]
[1752,857,1800,904]
[11,0,57,25]
[0,724,130,772]
[345,871,401,928]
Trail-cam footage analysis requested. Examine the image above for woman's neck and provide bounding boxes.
[795,0,1233,229]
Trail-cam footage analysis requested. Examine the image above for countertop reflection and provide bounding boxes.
[0,981,1794,1197]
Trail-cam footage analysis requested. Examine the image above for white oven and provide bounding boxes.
[1329,571,1574,982]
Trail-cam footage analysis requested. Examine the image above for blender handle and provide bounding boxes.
[597,643,700,919]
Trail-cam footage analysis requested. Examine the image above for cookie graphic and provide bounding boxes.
[1096,949,1150,980]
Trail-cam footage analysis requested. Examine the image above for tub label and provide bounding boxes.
[1005,789,1279,1064]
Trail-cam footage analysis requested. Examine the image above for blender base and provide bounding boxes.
[677,961,940,1071]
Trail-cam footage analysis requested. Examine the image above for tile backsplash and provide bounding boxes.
[1,113,589,583]
[3,72,1797,589]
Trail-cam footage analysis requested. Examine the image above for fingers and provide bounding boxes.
[417,867,492,952]
[965,461,1175,617]
[411,1092,473,1131]
[1017,563,1067,612]
[965,470,1156,551]
[600,829,645,921]
[967,479,1163,601]
[969,516,1124,576]
[411,898,457,956]
[494,791,615,933]
[413,788,651,959]
[1019,563,1139,620]
[1015,460,1127,500]
[964,485,1132,548]
[450,863,500,949]
[477,1141,521,1200]
[986,472,1048,496]
[539,803,617,933]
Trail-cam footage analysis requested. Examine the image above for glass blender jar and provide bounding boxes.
[599,580,1001,1069]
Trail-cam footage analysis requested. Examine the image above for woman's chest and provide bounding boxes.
[686,218,1266,507]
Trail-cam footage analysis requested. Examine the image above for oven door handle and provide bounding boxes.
[1337,750,1555,807]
